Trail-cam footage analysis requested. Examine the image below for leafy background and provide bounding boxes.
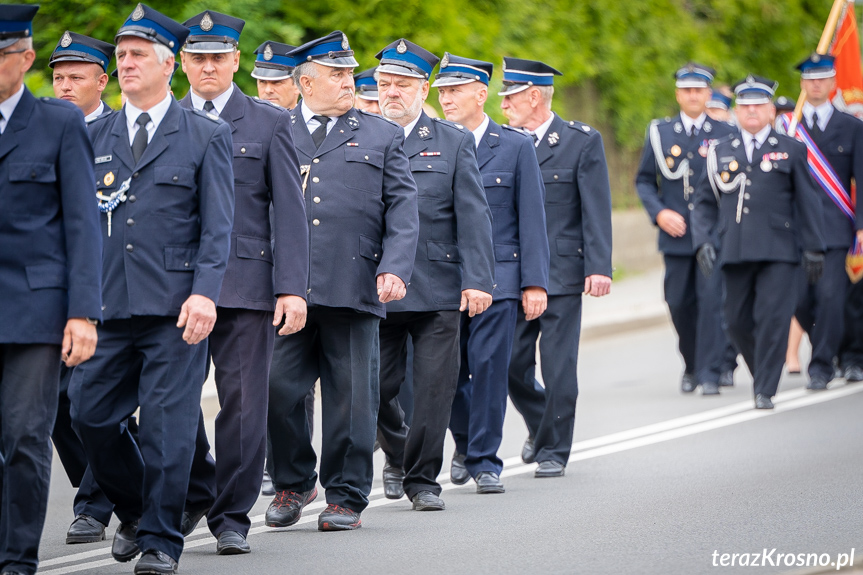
[21,0,856,206]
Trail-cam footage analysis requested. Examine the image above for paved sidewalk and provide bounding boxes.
[582,266,668,341]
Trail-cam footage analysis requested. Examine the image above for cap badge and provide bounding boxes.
[548,132,559,145]
[200,12,214,32]
[812,53,821,63]
[60,31,72,48]
[104,172,115,186]
[441,53,449,68]
[397,39,407,54]
[341,33,349,51]
[418,125,430,138]
[264,43,273,61]
[132,3,145,21]
[746,75,755,85]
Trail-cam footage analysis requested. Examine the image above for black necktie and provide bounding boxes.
[690,126,699,139]
[811,111,822,137]
[311,115,329,149]
[203,100,216,115]
[0,111,4,136]
[131,112,151,163]
[529,131,538,145]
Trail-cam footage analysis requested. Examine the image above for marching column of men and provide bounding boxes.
[7,3,863,575]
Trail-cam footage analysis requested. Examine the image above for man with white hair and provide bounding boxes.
[372,39,494,511]
[265,31,418,531]
[69,4,234,573]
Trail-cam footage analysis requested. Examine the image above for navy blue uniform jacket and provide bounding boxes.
[636,116,737,255]
[0,88,102,344]
[180,85,308,310]
[692,130,825,265]
[87,98,234,319]
[477,119,549,300]
[289,108,419,318]
[388,112,494,313]
[537,114,613,294]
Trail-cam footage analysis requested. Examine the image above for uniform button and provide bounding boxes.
[125,244,134,252]
[261,250,265,256]
[312,176,319,183]
[312,219,320,226]
[553,174,559,180]
[427,164,432,169]
[839,146,844,153]
[126,218,134,226]
[128,195,137,202]
[364,155,369,160]
[785,222,790,228]
[30,171,36,178]
[133,172,140,178]
[746,180,752,186]
[578,248,583,254]
[101,305,106,311]
[313,196,321,203]
[746,166,752,173]
[172,175,178,182]
[496,178,501,183]
[688,203,694,211]
[241,147,246,154]
[744,193,750,199]
[514,252,518,258]
[374,253,378,258]
[743,207,750,214]
[313,158,320,163]
[446,254,451,258]
[184,262,190,268]
[687,152,694,159]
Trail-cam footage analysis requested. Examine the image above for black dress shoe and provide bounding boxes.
[180,503,211,537]
[450,451,469,485]
[806,376,829,391]
[66,514,106,544]
[382,463,405,500]
[534,460,566,477]
[475,471,505,494]
[411,491,445,511]
[701,381,720,395]
[318,504,361,531]
[134,550,178,574]
[1,571,26,575]
[521,436,535,464]
[754,394,774,409]
[681,372,697,393]
[216,530,250,555]
[844,365,863,382]
[719,370,734,387]
[112,521,140,563]
[261,471,275,497]
[264,488,317,527]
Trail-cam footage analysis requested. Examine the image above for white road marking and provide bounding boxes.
[38,383,863,573]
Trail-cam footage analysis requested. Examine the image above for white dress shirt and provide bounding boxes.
[189,84,234,116]
[680,111,707,137]
[471,113,490,149]
[125,92,173,146]
[301,100,336,136]
[742,124,772,163]
[84,101,106,124]
[802,100,833,132]
[531,112,555,147]
[0,85,25,134]
[403,113,421,140]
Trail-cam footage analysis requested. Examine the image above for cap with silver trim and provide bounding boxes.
[49,31,115,71]
[287,30,358,68]
[182,11,244,53]
[675,62,715,89]
[374,38,439,79]
[498,57,562,96]
[0,4,39,50]
[432,53,492,87]
[732,74,778,105]
[354,68,379,101]
[115,3,189,56]
[795,53,836,80]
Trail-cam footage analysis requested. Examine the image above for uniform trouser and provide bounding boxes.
[185,308,273,536]
[267,306,379,513]
[377,311,460,499]
[722,262,799,398]
[508,294,582,465]
[449,299,518,477]
[840,278,863,368]
[69,317,207,562]
[795,248,850,380]
[377,339,414,458]
[0,344,60,575]
[663,254,728,384]
[53,364,124,527]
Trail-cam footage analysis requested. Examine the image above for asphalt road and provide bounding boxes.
[36,321,863,574]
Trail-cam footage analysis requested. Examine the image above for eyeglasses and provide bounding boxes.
[0,48,27,61]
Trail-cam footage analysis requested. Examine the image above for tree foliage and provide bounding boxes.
[20,0,856,204]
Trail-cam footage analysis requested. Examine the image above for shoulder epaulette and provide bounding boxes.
[432,117,465,132]
[190,108,222,123]
[565,120,595,134]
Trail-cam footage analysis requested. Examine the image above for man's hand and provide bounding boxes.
[522,286,548,321]
[274,295,308,336]
[656,208,687,237]
[857,229,863,246]
[696,243,717,278]
[584,275,612,297]
[177,294,217,345]
[460,289,493,317]
[62,318,97,367]
[377,273,406,303]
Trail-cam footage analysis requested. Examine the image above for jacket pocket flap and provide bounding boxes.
[494,243,520,262]
[236,235,273,263]
[359,235,383,262]
[164,246,198,271]
[345,148,384,168]
[411,159,448,173]
[9,162,56,183]
[155,166,195,188]
[483,172,513,187]
[556,238,584,256]
[26,264,67,289]
[542,168,574,184]
[233,142,263,159]
[427,240,461,262]
[769,213,794,231]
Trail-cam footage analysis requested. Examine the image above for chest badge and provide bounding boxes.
[698,145,708,157]
[103,171,115,186]
[729,160,738,172]
[721,171,730,182]
[761,158,773,172]
[670,145,681,157]
[665,157,675,168]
